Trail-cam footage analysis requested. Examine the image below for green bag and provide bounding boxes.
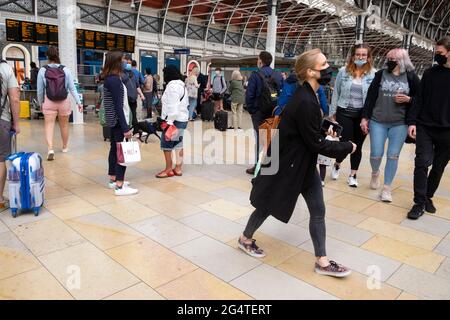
[99,101,106,127]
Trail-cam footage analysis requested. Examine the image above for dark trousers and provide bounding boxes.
[413,125,450,205]
[335,112,366,171]
[108,126,126,181]
[129,99,138,131]
[143,92,153,118]
[251,111,266,165]
[243,170,326,257]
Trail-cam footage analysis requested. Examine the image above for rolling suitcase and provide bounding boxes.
[214,110,228,131]
[6,151,45,218]
[201,100,214,121]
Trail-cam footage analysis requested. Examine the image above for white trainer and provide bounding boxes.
[370,171,380,190]
[47,150,55,161]
[114,186,138,196]
[108,181,130,189]
[331,165,340,180]
[380,187,392,203]
[347,175,358,188]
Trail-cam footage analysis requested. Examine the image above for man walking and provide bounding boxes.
[0,60,20,209]
[245,51,282,175]
[407,36,450,220]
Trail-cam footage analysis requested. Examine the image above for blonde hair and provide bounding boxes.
[295,48,322,83]
[386,48,415,73]
[190,67,199,76]
[231,70,243,81]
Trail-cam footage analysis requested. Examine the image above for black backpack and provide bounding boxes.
[256,70,279,118]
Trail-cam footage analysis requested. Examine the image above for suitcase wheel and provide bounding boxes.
[34,208,40,217]
[11,209,18,218]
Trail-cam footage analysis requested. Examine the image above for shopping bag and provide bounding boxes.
[116,139,141,166]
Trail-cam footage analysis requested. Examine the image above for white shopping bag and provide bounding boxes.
[116,139,141,166]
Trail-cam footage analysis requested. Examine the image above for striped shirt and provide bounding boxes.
[103,75,129,132]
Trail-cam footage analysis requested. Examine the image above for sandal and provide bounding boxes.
[173,169,183,176]
[155,170,175,178]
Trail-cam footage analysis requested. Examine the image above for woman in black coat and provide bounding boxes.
[239,49,356,278]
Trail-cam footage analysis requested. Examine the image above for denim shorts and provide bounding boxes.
[160,121,188,151]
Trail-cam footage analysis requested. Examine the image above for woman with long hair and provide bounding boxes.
[186,67,200,121]
[239,49,356,278]
[36,46,83,160]
[102,50,138,196]
[361,48,420,202]
[329,44,376,187]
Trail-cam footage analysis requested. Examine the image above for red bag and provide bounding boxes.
[164,124,179,141]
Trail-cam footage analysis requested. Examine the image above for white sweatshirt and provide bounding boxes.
[161,80,189,125]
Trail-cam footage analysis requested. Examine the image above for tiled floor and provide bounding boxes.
[1,111,450,300]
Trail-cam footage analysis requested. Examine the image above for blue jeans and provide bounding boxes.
[369,120,408,186]
[188,97,197,120]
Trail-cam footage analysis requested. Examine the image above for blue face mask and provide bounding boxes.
[354,59,367,67]
[126,63,132,71]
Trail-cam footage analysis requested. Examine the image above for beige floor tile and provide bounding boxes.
[177,176,223,192]
[44,195,100,220]
[46,172,97,190]
[66,212,144,250]
[157,269,252,300]
[39,242,139,300]
[98,200,160,224]
[0,207,54,228]
[322,188,345,202]
[361,235,445,273]
[45,185,73,200]
[130,187,175,206]
[397,292,421,300]
[227,232,301,266]
[106,239,198,288]
[0,267,73,300]
[142,180,186,193]
[144,198,202,221]
[12,218,85,256]
[330,194,377,213]
[361,202,407,224]
[357,217,441,250]
[104,283,165,300]
[166,186,220,206]
[69,185,129,206]
[278,250,401,300]
[221,178,252,193]
[390,188,415,209]
[325,205,368,226]
[0,232,42,280]
[199,199,253,221]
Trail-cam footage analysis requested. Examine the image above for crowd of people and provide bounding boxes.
[0,36,449,278]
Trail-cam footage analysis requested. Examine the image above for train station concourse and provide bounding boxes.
[0,0,450,303]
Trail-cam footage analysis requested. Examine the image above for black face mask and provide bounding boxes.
[387,60,397,72]
[434,53,448,66]
[317,67,333,86]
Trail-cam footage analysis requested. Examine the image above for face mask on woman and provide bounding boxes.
[434,53,448,66]
[354,59,367,67]
[387,60,397,72]
[215,71,221,76]
[316,66,333,86]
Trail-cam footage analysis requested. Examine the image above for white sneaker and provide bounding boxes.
[62,148,69,153]
[331,165,340,180]
[370,171,380,190]
[380,187,392,203]
[347,175,358,188]
[114,186,139,196]
[108,181,130,189]
[47,150,55,161]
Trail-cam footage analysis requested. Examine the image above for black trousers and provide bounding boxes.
[335,111,366,171]
[129,99,138,131]
[244,170,327,257]
[413,125,450,205]
[108,125,126,181]
[251,111,266,165]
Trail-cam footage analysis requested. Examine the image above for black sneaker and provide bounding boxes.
[407,204,425,220]
[425,199,436,214]
[246,166,255,175]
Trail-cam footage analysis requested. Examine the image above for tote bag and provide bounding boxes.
[116,139,141,166]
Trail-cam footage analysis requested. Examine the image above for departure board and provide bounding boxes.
[21,21,36,43]
[35,23,48,44]
[6,19,20,42]
[48,25,59,45]
[106,33,116,50]
[5,19,135,52]
[95,31,106,50]
[84,30,96,49]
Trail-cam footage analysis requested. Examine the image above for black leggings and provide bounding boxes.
[335,111,366,171]
[243,170,326,257]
